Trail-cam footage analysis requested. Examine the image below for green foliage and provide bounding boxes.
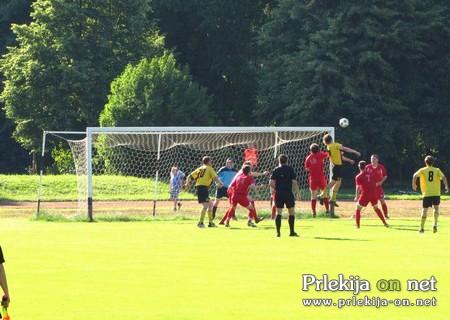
[49,144,75,174]
[0,0,164,151]
[257,0,450,181]
[0,0,33,173]
[152,0,276,125]
[100,52,214,127]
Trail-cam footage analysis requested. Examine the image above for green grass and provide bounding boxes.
[2,216,449,319]
[0,174,197,202]
[1,174,449,202]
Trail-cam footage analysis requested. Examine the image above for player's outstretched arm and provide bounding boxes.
[251,171,270,178]
[341,146,361,158]
[342,155,355,165]
[214,177,224,188]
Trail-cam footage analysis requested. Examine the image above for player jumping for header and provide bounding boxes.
[318,134,360,217]
[305,143,330,217]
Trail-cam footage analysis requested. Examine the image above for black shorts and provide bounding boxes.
[215,187,229,199]
[332,165,343,181]
[196,186,210,203]
[0,246,5,264]
[422,196,440,208]
[274,191,295,209]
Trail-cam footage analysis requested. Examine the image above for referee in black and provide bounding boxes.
[0,246,10,308]
[270,154,301,237]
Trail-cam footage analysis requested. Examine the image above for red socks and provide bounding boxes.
[375,208,387,225]
[355,209,361,227]
[324,197,330,211]
[382,203,388,217]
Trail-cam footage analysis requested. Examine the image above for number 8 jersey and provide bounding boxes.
[415,166,444,197]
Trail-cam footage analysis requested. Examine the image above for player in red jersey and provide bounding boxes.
[305,143,330,217]
[218,161,268,226]
[354,161,389,229]
[223,166,261,227]
[365,154,389,219]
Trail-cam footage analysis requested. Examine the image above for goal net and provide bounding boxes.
[38,127,333,220]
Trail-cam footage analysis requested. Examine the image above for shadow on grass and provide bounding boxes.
[314,237,369,242]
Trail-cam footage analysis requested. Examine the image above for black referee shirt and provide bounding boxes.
[270,165,297,192]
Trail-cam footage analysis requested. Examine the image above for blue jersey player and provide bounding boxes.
[212,159,238,218]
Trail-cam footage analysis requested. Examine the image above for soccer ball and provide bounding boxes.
[339,118,349,128]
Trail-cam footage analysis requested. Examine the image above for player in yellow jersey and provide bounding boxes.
[412,156,448,233]
[318,134,360,216]
[185,156,223,228]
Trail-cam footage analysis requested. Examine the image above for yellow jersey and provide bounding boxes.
[191,165,218,186]
[416,166,444,197]
[327,142,343,165]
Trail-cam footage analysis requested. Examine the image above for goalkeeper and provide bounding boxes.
[0,246,10,308]
[185,156,223,228]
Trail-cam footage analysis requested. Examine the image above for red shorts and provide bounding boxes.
[309,177,327,191]
[231,194,250,207]
[376,186,385,199]
[358,194,378,207]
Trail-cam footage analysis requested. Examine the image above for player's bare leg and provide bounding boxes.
[319,179,337,205]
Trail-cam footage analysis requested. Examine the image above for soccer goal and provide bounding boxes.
[38,127,334,221]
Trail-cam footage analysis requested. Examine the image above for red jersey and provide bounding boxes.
[244,148,258,166]
[365,164,387,183]
[305,152,329,179]
[355,170,377,197]
[230,173,255,195]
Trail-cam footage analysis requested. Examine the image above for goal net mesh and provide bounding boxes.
[40,128,332,217]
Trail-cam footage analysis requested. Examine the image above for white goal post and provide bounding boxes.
[38,127,334,221]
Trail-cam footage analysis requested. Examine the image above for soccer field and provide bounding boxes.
[1,213,449,320]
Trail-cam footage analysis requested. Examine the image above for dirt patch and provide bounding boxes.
[1,199,448,218]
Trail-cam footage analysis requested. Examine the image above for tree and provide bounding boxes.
[1,0,164,154]
[152,0,276,125]
[0,0,33,172]
[257,0,450,182]
[100,52,214,127]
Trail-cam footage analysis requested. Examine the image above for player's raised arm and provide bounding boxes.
[340,146,361,158]
[342,155,355,165]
